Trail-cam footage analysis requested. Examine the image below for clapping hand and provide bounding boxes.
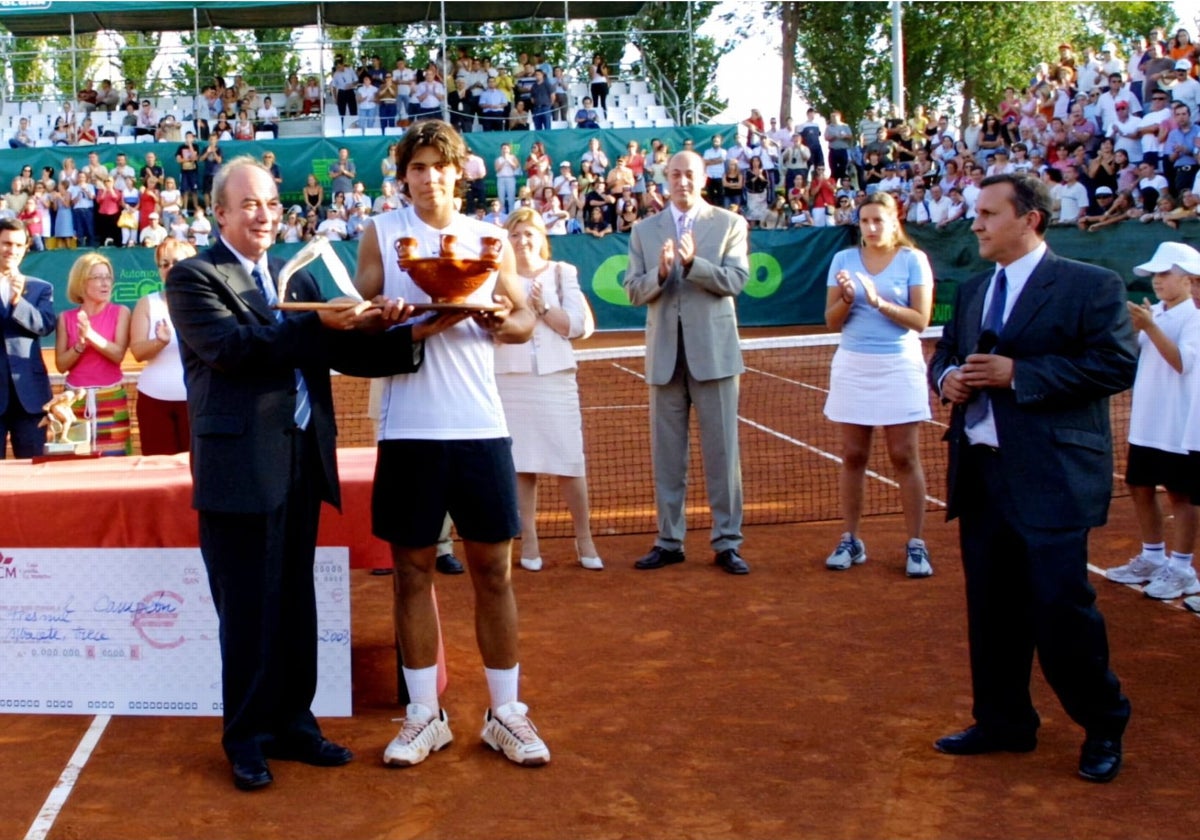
[1126,298,1154,331]
[657,238,676,283]
[678,230,695,270]
[528,278,546,314]
[854,271,880,309]
[834,270,855,304]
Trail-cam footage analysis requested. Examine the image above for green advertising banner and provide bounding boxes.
[0,125,737,203]
[20,226,852,344]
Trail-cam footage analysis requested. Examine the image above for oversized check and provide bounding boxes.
[0,547,351,716]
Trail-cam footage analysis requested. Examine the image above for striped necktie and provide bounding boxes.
[677,212,693,240]
[252,266,310,430]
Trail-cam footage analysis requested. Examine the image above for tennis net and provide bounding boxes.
[530,328,1133,539]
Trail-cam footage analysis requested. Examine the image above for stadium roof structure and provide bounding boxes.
[0,1,649,36]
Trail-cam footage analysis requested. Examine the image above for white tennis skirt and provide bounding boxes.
[496,370,587,477]
[824,345,933,426]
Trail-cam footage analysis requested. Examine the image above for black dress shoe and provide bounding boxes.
[714,548,750,575]
[435,553,465,575]
[231,756,272,791]
[1079,737,1122,782]
[933,725,1037,755]
[267,736,354,767]
[634,546,685,570]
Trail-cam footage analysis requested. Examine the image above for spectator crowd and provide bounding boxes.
[4,26,1200,249]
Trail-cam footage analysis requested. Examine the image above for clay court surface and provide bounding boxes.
[3,504,1199,840]
[5,330,1198,838]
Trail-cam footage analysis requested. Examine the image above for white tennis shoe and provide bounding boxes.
[481,701,550,766]
[383,703,452,767]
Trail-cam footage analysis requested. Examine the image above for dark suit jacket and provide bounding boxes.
[165,239,422,514]
[0,276,55,415]
[928,249,1136,529]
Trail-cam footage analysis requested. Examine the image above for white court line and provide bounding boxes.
[607,359,948,507]
[24,714,110,840]
[739,416,947,508]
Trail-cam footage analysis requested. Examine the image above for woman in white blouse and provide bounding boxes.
[496,208,602,572]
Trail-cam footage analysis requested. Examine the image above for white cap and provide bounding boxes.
[1133,241,1200,276]
[1175,59,1193,71]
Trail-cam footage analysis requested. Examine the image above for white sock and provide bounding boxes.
[1170,552,1194,573]
[908,538,925,549]
[484,664,520,713]
[1143,542,1166,563]
[402,665,439,717]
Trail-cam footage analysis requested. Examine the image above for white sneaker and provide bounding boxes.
[826,533,866,570]
[481,701,550,766]
[905,543,933,578]
[382,703,452,767]
[1106,554,1164,585]
[1142,565,1200,600]
[519,556,543,572]
[579,555,604,570]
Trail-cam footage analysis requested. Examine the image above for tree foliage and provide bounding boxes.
[115,31,160,95]
[1080,1,1178,46]
[169,28,242,93]
[790,2,890,123]
[748,0,1180,130]
[629,1,730,121]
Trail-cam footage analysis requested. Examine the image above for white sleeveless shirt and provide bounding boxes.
[373,205,508,441]
[137,291,188,401]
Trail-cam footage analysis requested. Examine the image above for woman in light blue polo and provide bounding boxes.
[823,191,934,578]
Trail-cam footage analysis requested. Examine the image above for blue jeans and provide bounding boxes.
[379,101,396,128]
[497,176,516,214]
[533,107,552,132]
[72,208,95,248]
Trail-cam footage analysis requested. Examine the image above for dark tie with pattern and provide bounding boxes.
[964,268,1007,429]
[252,266,311,430]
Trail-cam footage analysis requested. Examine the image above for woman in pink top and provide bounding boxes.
[137,173,161,237]
[54,253,132,455]
[95,175,123,248]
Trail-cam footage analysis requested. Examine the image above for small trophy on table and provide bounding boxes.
[39,388,94,456]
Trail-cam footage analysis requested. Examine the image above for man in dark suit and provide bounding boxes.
[928,174,1136,783]
[166,156,437,791]
[624,151,751,575]
[0,218,55,459]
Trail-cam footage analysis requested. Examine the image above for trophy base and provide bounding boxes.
[34,441,96,462]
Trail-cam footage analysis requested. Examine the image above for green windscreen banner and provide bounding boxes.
[22,218,1198,346]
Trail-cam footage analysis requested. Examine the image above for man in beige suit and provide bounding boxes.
[624,150,751,575]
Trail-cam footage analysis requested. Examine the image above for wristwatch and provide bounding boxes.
[540,302,551,315]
